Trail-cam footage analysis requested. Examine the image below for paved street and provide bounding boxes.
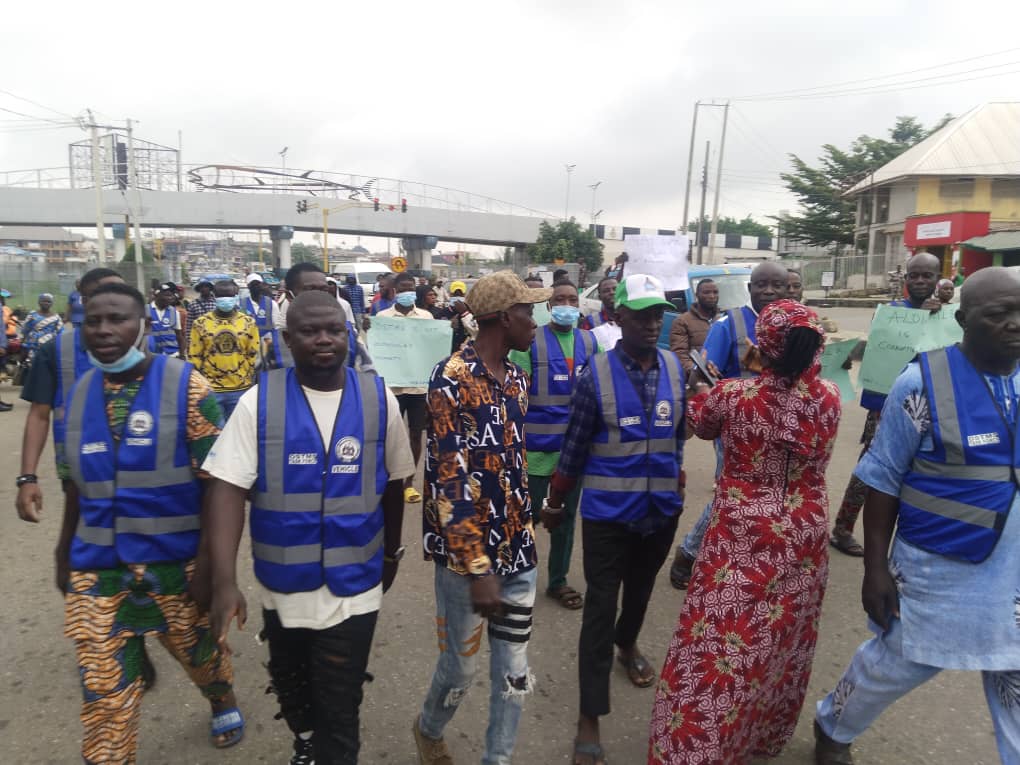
[0,308,1001,764]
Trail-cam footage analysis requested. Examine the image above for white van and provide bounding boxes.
[331,261,390,295]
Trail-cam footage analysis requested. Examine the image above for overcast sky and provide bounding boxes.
[2,0,1019,240]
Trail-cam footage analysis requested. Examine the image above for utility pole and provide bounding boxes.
[588,181,602,235]
[681,100,700,233]
[87,110,107,262]
[708,101,730,262]
[564,164,576,221]
[126,119,146,291]
[695,140,710,265]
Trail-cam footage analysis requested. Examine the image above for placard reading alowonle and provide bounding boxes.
[367,316,454,388]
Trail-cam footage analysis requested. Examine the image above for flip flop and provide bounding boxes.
[573,739,608,765]
[669,551,695,590]
[210,706,245,749]
[617,651,656,688]
[830,532,865,557]
[546,585,584,610]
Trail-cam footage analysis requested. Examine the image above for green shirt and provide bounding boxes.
[510,324,600,476]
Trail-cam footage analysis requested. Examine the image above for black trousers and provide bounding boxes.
[263,608,378,765]
[578,515,678,718]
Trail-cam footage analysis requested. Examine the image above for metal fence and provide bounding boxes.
[789,253,889,292]
[0,261,171,314]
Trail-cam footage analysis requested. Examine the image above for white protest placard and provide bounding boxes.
[367,316,453,388]
[624,235,690,291]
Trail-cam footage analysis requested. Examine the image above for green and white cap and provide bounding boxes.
[614,273,674,311]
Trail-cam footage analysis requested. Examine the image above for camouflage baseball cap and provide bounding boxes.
[467,270,553,318]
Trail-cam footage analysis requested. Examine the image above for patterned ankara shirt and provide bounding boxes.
[422,341,536,578]
[188,310,260,392]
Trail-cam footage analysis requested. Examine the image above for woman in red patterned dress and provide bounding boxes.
[648,300,842,764]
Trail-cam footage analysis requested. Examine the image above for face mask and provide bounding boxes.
[395,291,417,308]
[87,319,147,374]
[450,296,464,305]
[215,296,238,312]
[550,305,580,326]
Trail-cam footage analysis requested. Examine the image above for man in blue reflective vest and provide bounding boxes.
[510,278,598,611]
[814,267,1020,765]
[271,262,373,374]
[544,273,686,765]
[668,260,788,589]
[243,272,280,341]
[58,282,241,762]
[148,282,185,356]
[829,251,943,557]
[204,290,414,765]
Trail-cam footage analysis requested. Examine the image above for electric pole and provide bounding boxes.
[681,101,700,233]
[126,119,146,290]
[86,109,107,262]
[696,140,710,265]
[708,101,730,262]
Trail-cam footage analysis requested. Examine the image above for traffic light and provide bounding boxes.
[296,199,308,213]
[373,198,379,211]
[401,198,407,213]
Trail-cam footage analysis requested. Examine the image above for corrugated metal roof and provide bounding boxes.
[847,102,1020,195]
[962,230,1020,252]
[0,225,84,242]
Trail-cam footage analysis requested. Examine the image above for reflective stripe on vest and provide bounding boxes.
[729,308,754,379]
[149,306,179,354]
[246,295,274,337]
[530,328,596,407]
[254,527,384,567]
[54,329,80,424]
[272,328,294,368]
[587,310,605,327]
[897,346,1017,563]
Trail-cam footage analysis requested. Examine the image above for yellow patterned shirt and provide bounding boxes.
[188,310,260,392]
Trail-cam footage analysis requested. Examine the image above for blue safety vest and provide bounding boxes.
[244,295,274,339]
[64,355,201,570]
[586,309,609,328]
[250,367,389,596]
[54,328,94,471]
[724,307,756,379]
[148,305,180,355]
[271,323,359,370]
[579,349,685,523]
[897,345,1018,563]
[525,325,597,452]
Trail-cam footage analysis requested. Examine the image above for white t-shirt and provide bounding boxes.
[592,321,622,350]
[203,382,416,630]
[149,302,182,330]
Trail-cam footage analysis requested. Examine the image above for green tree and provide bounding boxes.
[778,114,952,249]
[525,218,604,275]
[123,243,154,263]
[686,214,772,237]
[290,242,322,265]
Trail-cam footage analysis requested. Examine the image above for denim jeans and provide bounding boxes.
[419,565,538,765]
[679,438,723,559]
[214,389,246,421]
[816,619,1020,764]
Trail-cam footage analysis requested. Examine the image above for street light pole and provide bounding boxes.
[588,181,602,234]
[708,101,730,262]
[564,164,576,221]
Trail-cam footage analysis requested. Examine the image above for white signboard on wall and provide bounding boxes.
[916,221,952,240]
[624,235,689,291]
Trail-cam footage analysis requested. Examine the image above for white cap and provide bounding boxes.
[245,272,263,284]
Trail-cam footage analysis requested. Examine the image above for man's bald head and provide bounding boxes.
[748,261,789,313]
[903,251,941,305]
[906,251,940,273]
[287,289,344,329]
[959,266,1020,314]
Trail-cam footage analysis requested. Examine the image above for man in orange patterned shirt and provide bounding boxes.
[414,271,551,765]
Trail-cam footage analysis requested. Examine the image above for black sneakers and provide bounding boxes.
[290,735,315,765]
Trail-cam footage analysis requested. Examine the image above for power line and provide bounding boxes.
[0,104,75,125]
[732,45,1020,100]
[0,88,76,120]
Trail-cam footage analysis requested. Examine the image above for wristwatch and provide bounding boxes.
[16,474,38,488]
[383,545,406,564]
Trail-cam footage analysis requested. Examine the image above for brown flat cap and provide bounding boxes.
[466,270,553,318]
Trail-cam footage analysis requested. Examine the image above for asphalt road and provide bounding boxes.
[0,306,1000,764]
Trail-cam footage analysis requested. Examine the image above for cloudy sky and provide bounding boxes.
[2,0,1019,239]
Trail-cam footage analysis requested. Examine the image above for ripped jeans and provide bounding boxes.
[419,565,537,765]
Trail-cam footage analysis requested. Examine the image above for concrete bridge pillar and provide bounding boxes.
[401,236,438,272]
[270,226,294,271]
[512,245,527,275]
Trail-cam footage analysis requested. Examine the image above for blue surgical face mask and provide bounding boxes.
[87,319,147,374]
[395,291,417,308]
[215,296,238,312]
[450,295,464,305]
[550,305,581,326]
